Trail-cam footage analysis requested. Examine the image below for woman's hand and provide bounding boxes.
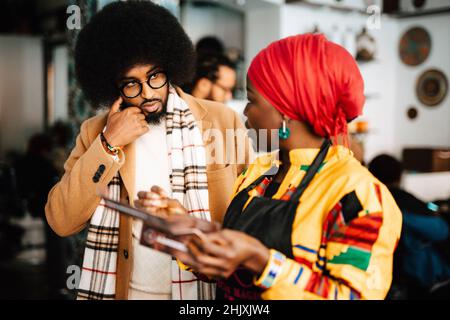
[135,185,186,218]
[181,229,270,279]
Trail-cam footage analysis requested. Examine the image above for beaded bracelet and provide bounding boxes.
[254,249,286,289]
[100,132,121,155]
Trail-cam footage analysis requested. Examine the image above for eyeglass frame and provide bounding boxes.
[118,71,168,99]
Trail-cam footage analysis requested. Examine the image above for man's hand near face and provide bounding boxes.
[102,97,149,149]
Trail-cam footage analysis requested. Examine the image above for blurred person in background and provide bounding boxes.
[195,36,226,57]
[0,158,24,262]
[369,154,450,299]
[15,133,58,220]
[185,54,237,104]
[14,133,67,299]
[48,121,74,177]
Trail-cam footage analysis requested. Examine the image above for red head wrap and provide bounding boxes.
[248,34,365,138]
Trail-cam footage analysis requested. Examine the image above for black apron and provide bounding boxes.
[216,139,331,300]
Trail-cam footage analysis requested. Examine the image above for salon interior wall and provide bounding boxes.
[244,5,281,75]
[398,11,450,203]
[394,13,450,152]
[268,3,399,163]
[0,36,44,156]
[188,2,398,161]
[245,3,450,164]
[180,2,244,53]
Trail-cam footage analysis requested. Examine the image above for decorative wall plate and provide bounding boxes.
[399,27,431,66]
[416,69,448,107]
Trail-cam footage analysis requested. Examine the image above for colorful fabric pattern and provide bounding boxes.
[255,250,287,289]
[323,190,383,272]
[230,146,402,300]
[254,177,272,197]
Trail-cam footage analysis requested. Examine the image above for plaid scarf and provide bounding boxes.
[77,87,215,300]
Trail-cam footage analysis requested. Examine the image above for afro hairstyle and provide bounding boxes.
[75,0,196,107]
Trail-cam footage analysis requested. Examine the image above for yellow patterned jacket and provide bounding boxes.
[232,146,402,300]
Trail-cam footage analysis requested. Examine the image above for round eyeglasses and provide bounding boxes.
[119,71,168,98]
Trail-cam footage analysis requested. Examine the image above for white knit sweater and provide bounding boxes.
[129,121,172,299]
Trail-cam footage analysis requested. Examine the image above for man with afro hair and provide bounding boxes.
[45,1,252,300]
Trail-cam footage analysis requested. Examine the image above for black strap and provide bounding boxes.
[289,139,331,200]
[242,139,331,198]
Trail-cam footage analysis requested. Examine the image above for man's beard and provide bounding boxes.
[136,97,167,125]
[121,98,168,125]
[145,102,167,125]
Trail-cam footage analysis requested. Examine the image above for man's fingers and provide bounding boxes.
[140,120,150,129]
[150,185,168,198]
[109,96,123,114]
[137,190,168,201]
[137,191,149,199]
[136,113,146,121]
[138,198,168,208]
[126,106,143,115]
[135,200,169,217]
[137,191,160,199]
[166,199,186,215]
[134,199,152,211]
[135,197,169,209]
[140,125,150,135]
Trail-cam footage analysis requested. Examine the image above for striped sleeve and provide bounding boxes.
[254,182,402,300]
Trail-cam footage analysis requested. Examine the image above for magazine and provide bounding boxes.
[100,195,220,255]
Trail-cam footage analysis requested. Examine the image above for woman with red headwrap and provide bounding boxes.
[162,34,402,300]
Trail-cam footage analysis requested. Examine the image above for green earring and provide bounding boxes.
[278,120,291,140]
